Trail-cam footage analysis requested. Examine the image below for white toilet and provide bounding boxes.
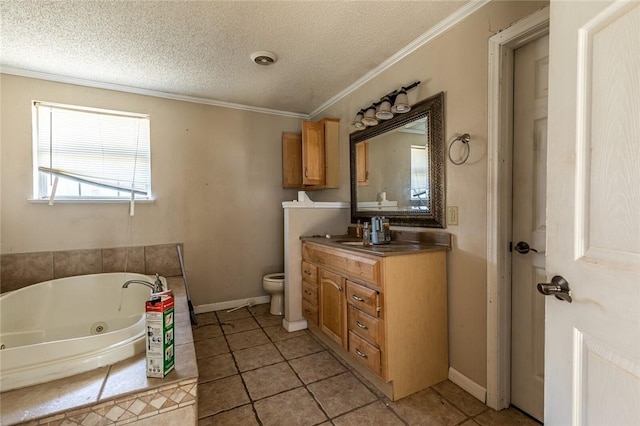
[262,273,285,315]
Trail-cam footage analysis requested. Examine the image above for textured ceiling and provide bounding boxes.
[1,1,472,115]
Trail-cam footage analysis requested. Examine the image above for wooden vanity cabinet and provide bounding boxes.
[282,118,339,189]
[301,261,318,326]
[301,241,448,401]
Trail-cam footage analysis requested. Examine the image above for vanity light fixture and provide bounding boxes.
[391,89,410,113]
[361,106,379,126]
[351,81,420,129]
[375,96,394,120]
[351,110,366,129]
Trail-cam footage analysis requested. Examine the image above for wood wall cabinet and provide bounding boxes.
[301,241,448,401]
[356,141,369,186]
[282,118,339,189]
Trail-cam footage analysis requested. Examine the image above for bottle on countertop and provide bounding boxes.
[362,222,372,246]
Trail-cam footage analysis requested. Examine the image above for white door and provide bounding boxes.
[511,34,549,423]
[546,1,640,425]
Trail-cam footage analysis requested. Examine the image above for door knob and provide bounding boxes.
[537,275,572,303]
[514,241,538,254]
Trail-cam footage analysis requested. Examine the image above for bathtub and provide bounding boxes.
[0,272,164,392]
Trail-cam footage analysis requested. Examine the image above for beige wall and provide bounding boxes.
[0,75,300,305]
[311,0,548,388]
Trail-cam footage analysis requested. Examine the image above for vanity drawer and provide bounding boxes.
[346,280,380,317]
[348,305,381,346]
[302,261,317,283]
[302,280,318,305]
[302,243,380,285]
[349,331,381,375]
[302,299,318,326]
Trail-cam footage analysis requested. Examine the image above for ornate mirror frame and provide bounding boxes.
[350,91,445,227]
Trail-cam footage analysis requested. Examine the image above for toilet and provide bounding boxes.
[262,273,285,315]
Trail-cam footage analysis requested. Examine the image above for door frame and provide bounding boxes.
[486,6,549,411]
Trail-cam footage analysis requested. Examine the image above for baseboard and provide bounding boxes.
[195,295,270,314]
[283,318,307,332]
[448,367,487,403]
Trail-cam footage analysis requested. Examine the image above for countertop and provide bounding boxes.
[301,229,451,257]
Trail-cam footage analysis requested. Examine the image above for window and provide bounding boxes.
[410,144,429,209]
[32,101,151,201]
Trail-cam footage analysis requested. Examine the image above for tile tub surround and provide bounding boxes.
[194,305,542,425]
[0,243,183,293]
[0,276,198,426]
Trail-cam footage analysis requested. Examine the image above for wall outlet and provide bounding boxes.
[447,206,459,226]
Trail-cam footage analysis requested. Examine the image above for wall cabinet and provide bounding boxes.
[356,140,369,186]
[302,241,448,401]
[282,118,339,189]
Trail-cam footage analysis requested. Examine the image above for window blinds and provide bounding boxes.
[34,102,151,198]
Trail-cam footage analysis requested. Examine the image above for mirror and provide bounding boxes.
[350,91,445,227]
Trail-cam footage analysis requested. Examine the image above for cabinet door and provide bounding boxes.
[319,269,346,348]
[301,120,325,185]
[282,132,302,188]
[356,141,369,186]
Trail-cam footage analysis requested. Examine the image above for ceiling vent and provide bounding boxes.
[250,51,277,66]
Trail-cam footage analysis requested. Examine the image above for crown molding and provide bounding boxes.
[0,66,308,119]
[308,0,491,118]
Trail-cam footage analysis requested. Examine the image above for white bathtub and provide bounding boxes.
[0,272,164,392]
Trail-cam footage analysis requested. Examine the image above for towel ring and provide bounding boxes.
[448,133,471,165]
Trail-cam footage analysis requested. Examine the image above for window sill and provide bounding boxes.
[28,198,156,204]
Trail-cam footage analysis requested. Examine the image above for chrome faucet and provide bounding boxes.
[122,273,164,293]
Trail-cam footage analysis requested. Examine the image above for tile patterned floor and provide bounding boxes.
[194,304,541,426]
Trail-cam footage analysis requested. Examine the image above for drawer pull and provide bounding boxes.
[355,348,368,358]
[352,295,365,302]
[304,309,312,315]
[304,270,311,276]
[355,321,368,330]
[304,290,313,296]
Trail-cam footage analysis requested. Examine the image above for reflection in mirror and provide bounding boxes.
[350,92,444,227]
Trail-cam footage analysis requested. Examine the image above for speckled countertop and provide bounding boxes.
[301,228,451,257]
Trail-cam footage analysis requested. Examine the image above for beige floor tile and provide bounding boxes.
[242,362,303,401]
[194,312,218,326]
[274,334,324,359]
[432,380,488,417]
[198,375,250,418]
[233,343,284,372]
[263,325,306,342]
[248,303,271,317]
[254,314,284,328]
[221,316,260,335]
[388,387,467,426]
[195,335,229,359]
[192,324,223,341]
[254,387,327,426]
[333,401,404,425]
[198,404,258,425]
[216,307,252,322]
[226,329,270,351]
[460,420,481,426]
[289,351,347,384]
[198,352,238,383]
[307,372,377,418]
[473,407,541,425]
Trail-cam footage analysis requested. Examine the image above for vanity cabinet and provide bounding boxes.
[301,241,448,401]
[282,118,339,189]
[301,261,318,326]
